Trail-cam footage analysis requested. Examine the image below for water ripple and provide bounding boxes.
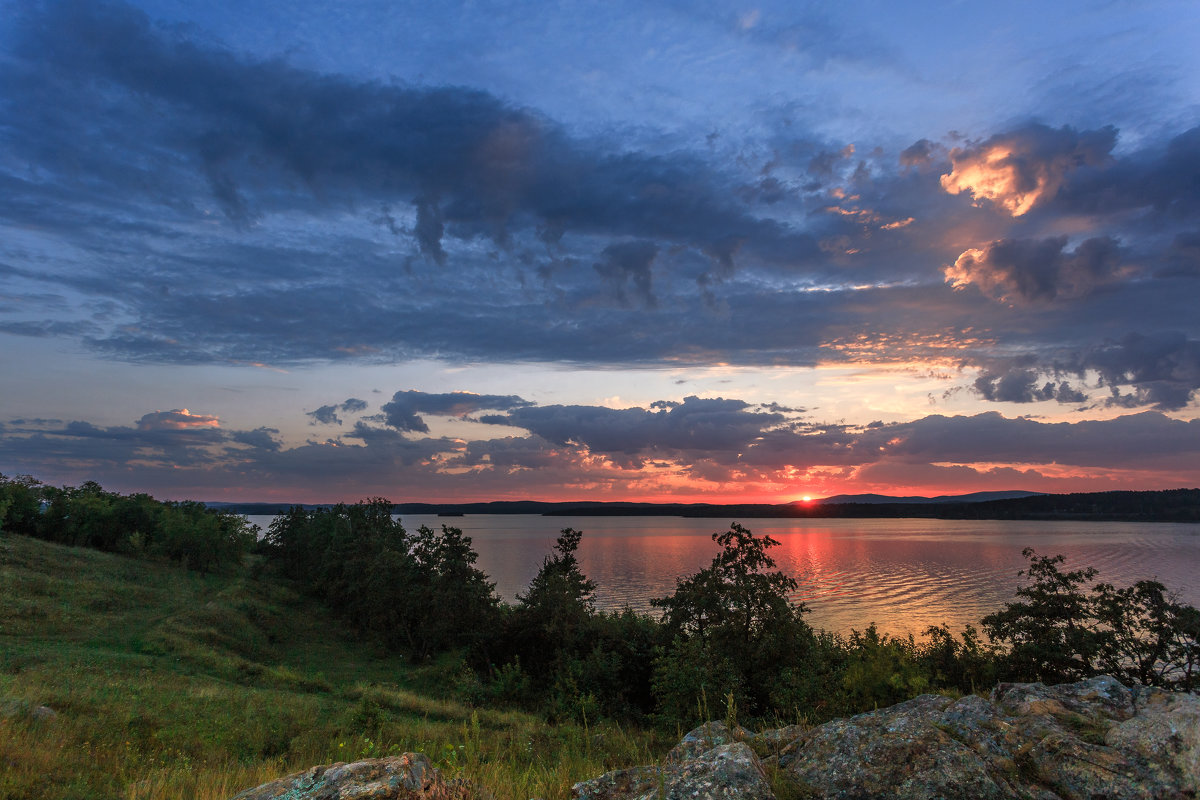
[246,514,1200,637]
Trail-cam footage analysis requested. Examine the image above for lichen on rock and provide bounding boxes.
[572,739,774,800]
[572,676,1200,800]
[230,752,477,800]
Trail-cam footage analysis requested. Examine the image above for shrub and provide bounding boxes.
[984,548,1200,690]
[651,523,815,723]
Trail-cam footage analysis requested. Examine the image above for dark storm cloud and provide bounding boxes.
[945,236,1128,304]
[231,427,282,451]
[2,0,816,271]
[307,405,343,426]
[0,0,1197,395]
[899,139,937,168]
[960,327,1200,412]
[593,241,658,307]
[382,390,532,433]
[972,366,1087,405]
[480,396,786,455]
[1056,126,1200,218]
[306,398,368,426]
[1069,332,1200,411]
[867,412,1200,472]
[474,397,1200,476]
[0,417,228,475]
[456,436,567,471]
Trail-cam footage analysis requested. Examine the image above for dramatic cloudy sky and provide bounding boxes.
[2,0,1199,501]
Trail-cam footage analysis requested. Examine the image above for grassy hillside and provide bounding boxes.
[0,534,669,800]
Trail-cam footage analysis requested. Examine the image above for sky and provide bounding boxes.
[1,0,1199,502]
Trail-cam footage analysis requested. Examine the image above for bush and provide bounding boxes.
[0,473,43,536]
[2,474,253,571]
[651,523,815,723]
[984,548,1200,690]
[261,503,502,663]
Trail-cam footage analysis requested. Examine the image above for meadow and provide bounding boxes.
[0,533,669,800]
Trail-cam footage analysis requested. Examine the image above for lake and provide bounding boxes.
[246,514,1200,638]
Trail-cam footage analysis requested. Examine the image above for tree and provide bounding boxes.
[651,522,813,721]
[982,548,1200,690]
[399,524,500,662]
[512,528,597,671]
[1093,579,1200,691]
[982,548,1100,683]
[0,474,44,536]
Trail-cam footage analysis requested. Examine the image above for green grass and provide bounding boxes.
[0,534,670,800]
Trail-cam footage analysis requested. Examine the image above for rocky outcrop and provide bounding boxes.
[230,678,1198,800]
[576,677,1200,800]
[572,725,775,800]
[231,752,476,800]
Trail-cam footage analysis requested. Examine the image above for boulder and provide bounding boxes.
[30,704,57,722]
[1106,686,1200,789]
[230,752,476,800]
[781,676,1200,800]
[573,739,774,800]
[785,694,1019,800]
[992,674,1136,722]
[0,699,57,722]
[576,677,1200,800]
[665,720,751,763]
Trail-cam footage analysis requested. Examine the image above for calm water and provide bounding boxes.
[246,514,1200,638]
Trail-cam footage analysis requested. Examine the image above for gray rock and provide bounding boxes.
[230,752,477,800]
[992,675,1136,722]
[665,720,751,763]
[573,738,774,800]
[30,704,56,722]
[671,743,775,800]
[786,694,1018,800]
[579,677,1200,800]
[779,676,1200,800]
[1026,732,1182,800]
[1,700,57,722]
[1106,687,1200,789]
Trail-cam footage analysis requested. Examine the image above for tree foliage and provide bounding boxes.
[651,523,814,721]
[984,548,1199,690]
[262,503,501,663]
[0,473,254,571]
[495,528,661,721]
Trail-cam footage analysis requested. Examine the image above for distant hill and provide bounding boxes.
[818,490,1044,505]
[209,489,1200,523]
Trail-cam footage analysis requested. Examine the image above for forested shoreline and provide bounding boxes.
[3,473,1198,730]
[213,488,1200,523]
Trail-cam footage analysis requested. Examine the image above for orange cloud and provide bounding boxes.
[940,125,1114,216]
[941,145,1044,215]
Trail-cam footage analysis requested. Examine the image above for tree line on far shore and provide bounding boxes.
[0,474,253,572]
[3,473,1198,726]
